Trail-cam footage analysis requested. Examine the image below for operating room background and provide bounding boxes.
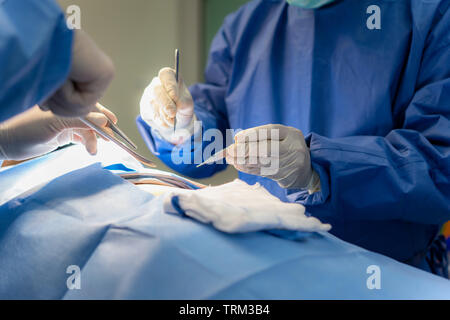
[56,0,247,185]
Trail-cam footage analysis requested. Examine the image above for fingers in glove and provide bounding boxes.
[83,112,114,141]
[50,111,107,134]
[160,108,175,127]
[73,129,98,155]
[141,77,177,129]
[226,142,283,177]
[96,103,118,124]
[227,157,278,176]
[84,112,109,128]
[159,68,194,110]
[154,79,177,117]
[226,142,283,165]
[45,82,95,117]
[235,124,294,143]
[85,112,115,140]
[227,141,283,159]
[140,77,159,121]
[153,98,174,129]
[158,67,179,103]
[230,163,262,176]
[154,84,177,126]
[58,112,114,142]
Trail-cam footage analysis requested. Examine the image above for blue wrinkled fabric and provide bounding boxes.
[0,0,72,122]
[137,0,450,270]
[0,163,449,299]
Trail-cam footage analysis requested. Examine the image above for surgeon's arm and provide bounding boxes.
[0,0,73,122]
[137,22,233,179]
[296,23,450,226]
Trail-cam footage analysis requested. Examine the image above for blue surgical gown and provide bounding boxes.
[0,0,73,122]
[137,0,450,271]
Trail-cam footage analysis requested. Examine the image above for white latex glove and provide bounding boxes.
[226,124,321,191]
[140,68,195,144]
[163,179,331,233]
[0,105,116,161]
[43,29,115,117]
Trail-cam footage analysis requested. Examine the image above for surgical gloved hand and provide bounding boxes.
[43,29,115,117]
[226,124,321,191]
[163,179,331,233]
[0,105,116,161]
[140,68,195,144]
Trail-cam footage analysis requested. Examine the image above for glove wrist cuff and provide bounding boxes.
[307,170,321,194]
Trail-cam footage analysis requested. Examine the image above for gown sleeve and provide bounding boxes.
[0,0,73,122]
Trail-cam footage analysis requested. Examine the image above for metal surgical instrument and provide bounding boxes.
[173,49,180,133]
[197,145,233,168]
[80,103,157,168]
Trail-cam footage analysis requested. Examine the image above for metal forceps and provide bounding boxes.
[95,103,137,150]
[80,103,157,168]
[173,49,180,133]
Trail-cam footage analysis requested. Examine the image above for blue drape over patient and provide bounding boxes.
[0,160,449,299]
[137,0,450,270]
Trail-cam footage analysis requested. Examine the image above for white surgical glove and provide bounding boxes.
[140,68,195,144]
[43,29,115,117]
[0,105,116,161]
[226,124,321,192]
[164,179,331,233]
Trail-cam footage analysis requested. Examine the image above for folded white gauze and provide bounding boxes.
[163,179,331,233]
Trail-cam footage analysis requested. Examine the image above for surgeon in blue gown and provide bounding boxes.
[137,0,450,276]
[0,0,115,161]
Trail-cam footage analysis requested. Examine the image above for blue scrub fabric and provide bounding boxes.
[0,0,72,122]
[0,163,449,299]
[137,0,450,271]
